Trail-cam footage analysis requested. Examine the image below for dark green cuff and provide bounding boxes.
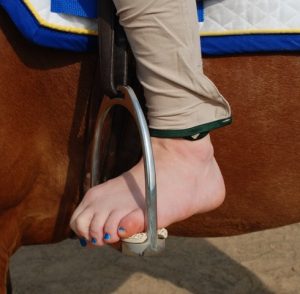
[149,117,232,138]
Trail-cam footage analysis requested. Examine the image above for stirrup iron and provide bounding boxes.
[90,86,167,256]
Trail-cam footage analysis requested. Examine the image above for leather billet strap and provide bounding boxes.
[98,0,129,98]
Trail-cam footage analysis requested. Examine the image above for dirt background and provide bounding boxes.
[10,223,300,293]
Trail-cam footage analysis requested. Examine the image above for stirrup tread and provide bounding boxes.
[122,228,168,244]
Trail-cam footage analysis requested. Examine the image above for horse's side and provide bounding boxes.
[1,8,300,292]
[0,9,98,290]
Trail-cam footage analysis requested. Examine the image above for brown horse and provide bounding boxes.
[1,7,300,293]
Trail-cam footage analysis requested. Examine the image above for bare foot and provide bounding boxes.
[70,135,225,246]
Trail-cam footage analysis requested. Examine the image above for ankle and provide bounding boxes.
[151,134,214,162]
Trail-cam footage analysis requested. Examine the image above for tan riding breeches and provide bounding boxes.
[112,0,231,138]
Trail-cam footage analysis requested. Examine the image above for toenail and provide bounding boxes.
[79,238,87,247]
[104,233,111,241]
[118,227,126,233]
[91,238,97,244]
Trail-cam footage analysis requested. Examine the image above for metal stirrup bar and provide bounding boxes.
[90,86,166,256]
[94,0,166,255]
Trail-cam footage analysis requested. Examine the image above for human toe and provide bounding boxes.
[70,208,94,240]
[102,210,127,244]
[89,213,108,246]
[117,208,145,239]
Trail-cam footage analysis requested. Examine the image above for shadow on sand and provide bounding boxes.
[10,237,272,293]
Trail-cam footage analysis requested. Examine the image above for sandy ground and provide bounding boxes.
[10,223,300,294]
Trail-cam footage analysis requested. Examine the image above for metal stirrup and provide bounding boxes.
[90,86,167,256]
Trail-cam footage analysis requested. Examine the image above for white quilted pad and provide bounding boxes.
[22,0,300,36]
[23,0,97,35]
[3,0,298,52]
[200,0,300,36]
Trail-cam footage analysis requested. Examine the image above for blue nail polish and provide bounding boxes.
[79,238,87,247]
[104,233,111,240]
[118,227,126,233]
[91,238,97,244]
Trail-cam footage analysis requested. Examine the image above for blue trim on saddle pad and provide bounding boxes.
[201,34,300,56]
[51,0,97,18]
[197,0,204,22]
[0,0,97,52]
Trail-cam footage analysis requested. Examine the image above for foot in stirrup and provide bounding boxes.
[69,135,225,246]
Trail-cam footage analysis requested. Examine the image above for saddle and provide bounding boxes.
[85,0,167,256]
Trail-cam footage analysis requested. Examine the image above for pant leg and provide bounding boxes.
[112,0,231,138]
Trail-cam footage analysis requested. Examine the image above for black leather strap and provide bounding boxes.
[98,0,129,98]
